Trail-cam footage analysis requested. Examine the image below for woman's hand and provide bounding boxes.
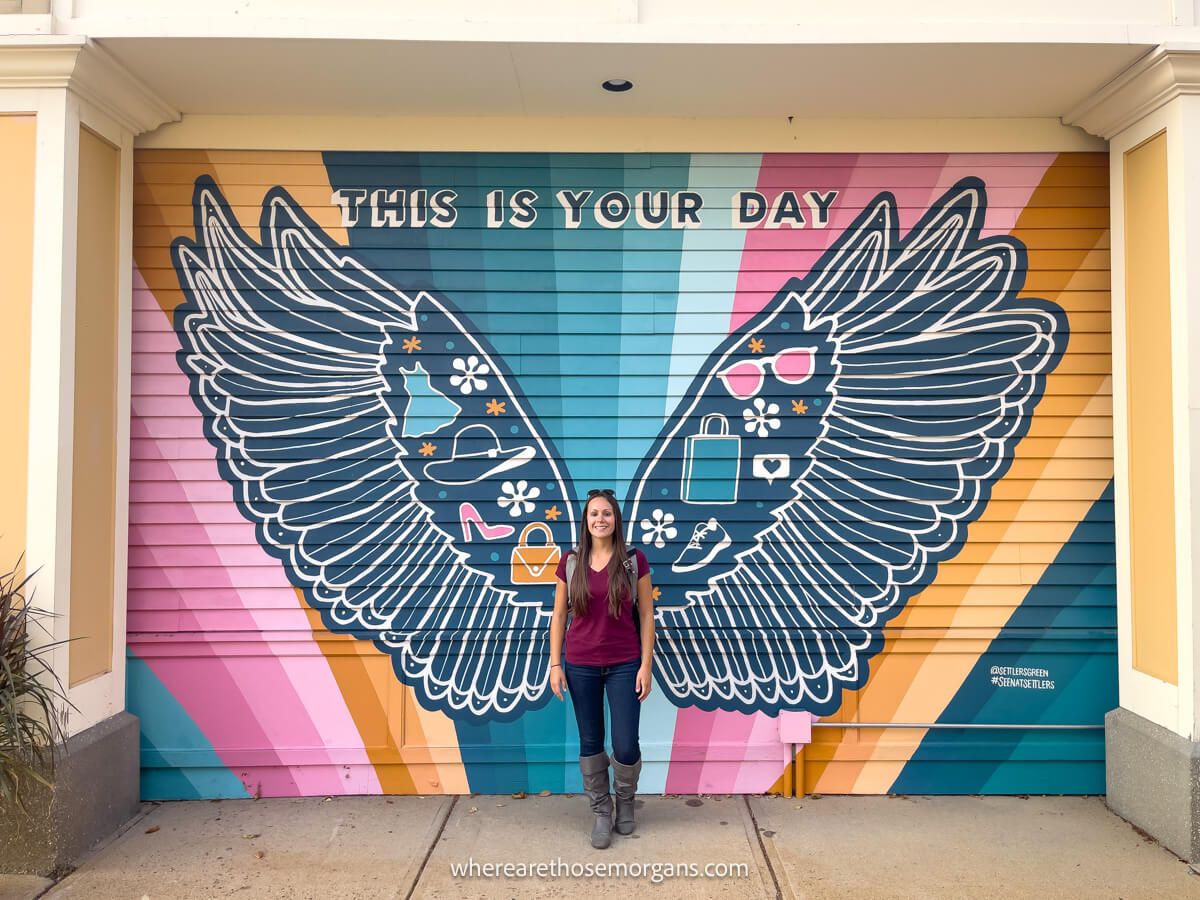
[636,663,653,701]
[550,665,567,700]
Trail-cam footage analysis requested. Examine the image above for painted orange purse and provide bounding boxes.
[510,522,561,584]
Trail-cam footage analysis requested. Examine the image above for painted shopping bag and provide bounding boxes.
[681,413,741,504]
[510,522,562,584]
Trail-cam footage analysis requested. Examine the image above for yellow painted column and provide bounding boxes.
[1070,48,1200,863]
[68,125,121,686]
[1122,131,1179,686]
[0,115,36,575]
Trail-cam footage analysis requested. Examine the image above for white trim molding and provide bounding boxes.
[0,35,177,134]
[1108,90,1200,740]
[1066,45,1200,139]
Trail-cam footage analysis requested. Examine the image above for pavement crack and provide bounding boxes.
[744,796,786,900]
[404,796,457,900]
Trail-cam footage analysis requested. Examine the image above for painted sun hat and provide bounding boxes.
[422,423,536,486]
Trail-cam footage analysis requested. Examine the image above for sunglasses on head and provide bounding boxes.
[586,488,616,499]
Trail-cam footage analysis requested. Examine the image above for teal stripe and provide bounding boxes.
[127,653,250,800]
[634,154,762,791]
[665,154,761,418]
[617,153,691,499]
[421,152,555,791]
[553,155,626,491]
[890,481,1116,794]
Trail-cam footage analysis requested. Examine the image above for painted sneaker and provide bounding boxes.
[671,518,732,573]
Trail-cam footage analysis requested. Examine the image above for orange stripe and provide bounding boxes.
[806,153,1113,793]
[134,150,468,794]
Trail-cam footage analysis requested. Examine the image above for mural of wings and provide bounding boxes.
[627,179,1068,715]
[171,177,577,721]
[171,175,1066,722]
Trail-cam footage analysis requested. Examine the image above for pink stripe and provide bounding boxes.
[130,269,379,797]
[131,415,344,797]
[931,154,1057,237]
[729,153,862,330]
[678,154,1053,794]
[731,713,786,793]
[697,710,761,792]
[665,706,719,792]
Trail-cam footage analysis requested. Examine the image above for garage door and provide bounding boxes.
[128,151,1114,798]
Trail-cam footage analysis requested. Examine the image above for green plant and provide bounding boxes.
[0,559,69,812]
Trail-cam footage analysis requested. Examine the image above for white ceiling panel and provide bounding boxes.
[98,37,1150,120]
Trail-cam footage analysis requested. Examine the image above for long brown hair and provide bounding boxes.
[568,493,631,620]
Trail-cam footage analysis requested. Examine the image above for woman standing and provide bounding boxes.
[549,488,656,849]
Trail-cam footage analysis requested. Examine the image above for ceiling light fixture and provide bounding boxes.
[601,79,634,93]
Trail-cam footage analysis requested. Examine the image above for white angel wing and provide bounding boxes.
[172,178,576,721]
[627,178,1067,715]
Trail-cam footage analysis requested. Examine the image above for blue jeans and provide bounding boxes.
[564,659,641,766]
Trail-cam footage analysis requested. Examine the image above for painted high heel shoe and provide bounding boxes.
[459,502,516,542]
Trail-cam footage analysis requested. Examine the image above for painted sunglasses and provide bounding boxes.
[718,346,817,401]
[586,488,616,499]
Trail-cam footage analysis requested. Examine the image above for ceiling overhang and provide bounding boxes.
[87,36,1152,124]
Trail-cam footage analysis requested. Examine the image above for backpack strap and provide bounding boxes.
[624,547,643,648]
[564,551,577,633]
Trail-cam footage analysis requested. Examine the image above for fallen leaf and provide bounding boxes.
[468,807,478,814]
[511,791,526,800]
[144,825,160,834]
[242,833,260,840]
[495,803,506,808]
[538,790,551,797]
[255,850,265,860]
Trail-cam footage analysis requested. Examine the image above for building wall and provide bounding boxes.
[0,114,36,575]
[69,124,122,687]
[1121,131,1179,687]
[128,149,1114,798]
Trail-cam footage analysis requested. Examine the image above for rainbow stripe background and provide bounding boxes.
[128,151,1115,798]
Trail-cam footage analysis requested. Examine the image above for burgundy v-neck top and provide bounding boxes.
[555,549,648,666]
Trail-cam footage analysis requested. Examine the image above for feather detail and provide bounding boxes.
[172,179,574,720]
[630,178,1068,715]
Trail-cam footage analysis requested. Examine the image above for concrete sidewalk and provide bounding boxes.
[3,794,1198,899]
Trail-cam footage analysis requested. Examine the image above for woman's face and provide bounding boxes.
[585,496,616,540]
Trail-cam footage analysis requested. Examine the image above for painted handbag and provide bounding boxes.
[681,413,741,504]
[510,522,562,584]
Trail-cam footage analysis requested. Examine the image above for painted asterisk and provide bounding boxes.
[401,336,422,353]
[485,398,506,416]
[748,337,765,353]
[418,442,436,457]
[544,505,562,521]
[791,399,808,415]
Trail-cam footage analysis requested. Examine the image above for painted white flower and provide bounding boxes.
[639,508,678,549]
[497,479,540,517]
[449,354,491,395]
[742,397,781,439]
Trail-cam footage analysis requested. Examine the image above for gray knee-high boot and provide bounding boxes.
[611,756,642,835]
[579,751,613,849]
